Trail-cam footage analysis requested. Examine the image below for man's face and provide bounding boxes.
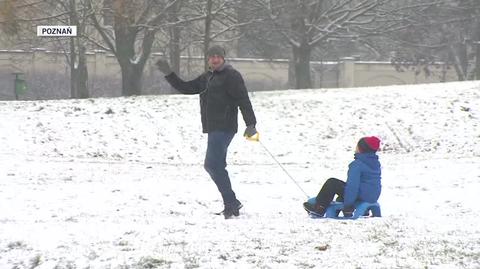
[208,55,224,70]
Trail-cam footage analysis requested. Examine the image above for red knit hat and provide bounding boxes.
[357,136,381,153]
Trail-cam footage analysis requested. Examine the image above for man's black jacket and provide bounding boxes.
[165,64,257,133]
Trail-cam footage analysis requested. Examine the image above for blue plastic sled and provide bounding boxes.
[306,197,381,219]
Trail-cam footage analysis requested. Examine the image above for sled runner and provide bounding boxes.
[305,197,381,219]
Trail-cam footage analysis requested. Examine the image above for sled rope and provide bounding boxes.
[258,141,309,198]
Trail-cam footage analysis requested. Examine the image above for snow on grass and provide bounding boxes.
[0,81,479,268]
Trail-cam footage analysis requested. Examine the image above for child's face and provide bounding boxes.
[355,145,360,153]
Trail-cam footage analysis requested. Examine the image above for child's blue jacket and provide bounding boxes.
[344,152,382,207]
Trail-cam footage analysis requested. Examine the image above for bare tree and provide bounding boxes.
[0,0,19,36]
[0,0,48,45]
[0,0,91,98]
[48,0,91,98]
[384,0,480,80]
[86,0,192,96]
[86,0,248,95]
[441,0,480,80]
[166,0,185,74]
[234,0,288,59]
[180,0,257,71]
[254,0,392,89]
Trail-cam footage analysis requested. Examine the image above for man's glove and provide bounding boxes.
[156,59,172,75]
[244,125,258,141]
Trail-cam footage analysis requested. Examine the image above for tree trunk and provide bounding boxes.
[68,0,89,98]
[115,21,142,95]
[168,1,182,75]
[119,63,143,96]
[76,45,89,98]
[292,44,312,89]
[70,38,78,98]
[476,42,480,80]
[169,26,181,75]
[475,20,480,80]
[458,41,468,79]
[288,55,295,89]
[235,0,250,57]
[111,1,141,96]
[70,42,89,98]
[449,44,466,81]
[203,0,213,72]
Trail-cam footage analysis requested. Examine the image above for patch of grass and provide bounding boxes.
[182,254,200,268]
[135,257,172,269]
[52,260,76,269]
[7,241,27,250]
[29,254,41,268]
[296,261,315,269]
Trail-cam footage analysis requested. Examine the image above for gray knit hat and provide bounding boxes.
[206,45,226,58]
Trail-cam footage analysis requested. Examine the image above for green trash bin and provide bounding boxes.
[13,73,28,99]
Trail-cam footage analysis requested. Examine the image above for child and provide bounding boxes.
[303,136,382,217]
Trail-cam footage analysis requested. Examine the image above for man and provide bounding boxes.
[156,45,258,219]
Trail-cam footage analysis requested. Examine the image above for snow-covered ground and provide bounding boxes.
[0,81,479,268]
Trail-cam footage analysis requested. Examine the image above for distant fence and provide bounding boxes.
[0,49,458,100]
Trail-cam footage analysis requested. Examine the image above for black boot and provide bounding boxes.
[343,205,354,218]
[303,202,326,216]
[222,201,243,219]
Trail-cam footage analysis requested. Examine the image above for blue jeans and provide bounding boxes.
[204,131,238,206]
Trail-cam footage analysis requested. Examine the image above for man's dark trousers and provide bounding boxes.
[204,131,238,206]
